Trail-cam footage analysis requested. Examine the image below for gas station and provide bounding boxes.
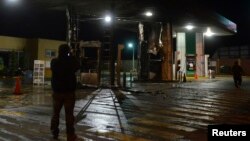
[0,0,237,86]
[61,0,237,86]
[3,1,250,141]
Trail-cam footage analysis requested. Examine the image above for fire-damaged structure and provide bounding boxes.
[12,0,237,86]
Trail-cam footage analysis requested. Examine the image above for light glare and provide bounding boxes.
[185,25,194,30]
[128,43,133,48]
[7,0,19,3]
[204,27,214,36]
[104,16,112,23]
[145,11,153,17]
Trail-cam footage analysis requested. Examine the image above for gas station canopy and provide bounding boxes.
[5,0,236,36]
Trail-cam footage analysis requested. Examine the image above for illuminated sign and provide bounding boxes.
[216,13,237,33]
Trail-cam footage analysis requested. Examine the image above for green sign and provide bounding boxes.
[186,32,196,76]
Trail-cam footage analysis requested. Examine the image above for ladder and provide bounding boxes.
[99,27,115,87]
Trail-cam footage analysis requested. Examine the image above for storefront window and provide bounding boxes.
[45,49,56,58]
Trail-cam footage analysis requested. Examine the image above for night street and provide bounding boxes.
[0,77,250,141]
[0,0,250,141]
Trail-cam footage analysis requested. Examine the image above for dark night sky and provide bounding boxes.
[206,1,249,39]
[201,0,250,55]
[0,0,249,56]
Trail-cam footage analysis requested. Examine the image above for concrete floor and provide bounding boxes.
[0,77,250,141]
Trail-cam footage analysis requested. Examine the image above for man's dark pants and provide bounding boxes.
[233,75,242,87]
[51,92,75,137]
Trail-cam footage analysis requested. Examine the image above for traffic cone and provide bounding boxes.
[14,76,22,95]
[194,73,198,80]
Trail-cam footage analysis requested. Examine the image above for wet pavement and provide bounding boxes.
[0,77,250,141]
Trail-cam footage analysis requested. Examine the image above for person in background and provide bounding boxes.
[15,67,23,76]
[232,61,243,88]
[50,44,80,141]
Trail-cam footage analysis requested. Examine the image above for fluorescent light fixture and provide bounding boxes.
[145,11,153,17]
[204,27,214,36]
[185,25,194,30]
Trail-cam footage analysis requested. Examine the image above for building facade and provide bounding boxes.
[212,45,250,76]
[0,36,65,78]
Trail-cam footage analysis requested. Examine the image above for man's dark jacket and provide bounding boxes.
[51,55,79,93]
[232,64,243,77]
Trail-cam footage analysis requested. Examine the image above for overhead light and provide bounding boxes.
[7,0,19,3]
[145,11,153,17]
[8,0,18,2]
[104,15,112,23]
[128,42,134,48]
[204,27,214,36]
[5,0,20,5]
[185,25,194,30]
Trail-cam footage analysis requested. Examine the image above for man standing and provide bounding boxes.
[50,44,79,140]
[232,61,243,88]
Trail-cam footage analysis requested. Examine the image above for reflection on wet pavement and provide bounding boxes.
[0,77,250,140]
